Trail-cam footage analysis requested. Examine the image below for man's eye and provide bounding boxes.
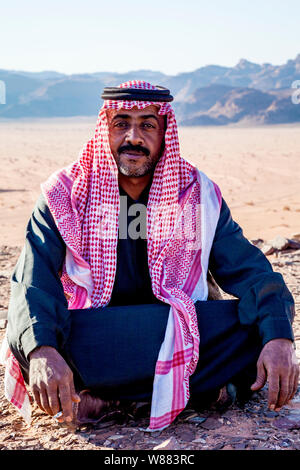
[142,122,155,129]
[114,121,128,128]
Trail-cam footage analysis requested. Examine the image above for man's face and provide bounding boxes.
[106,105,166,177]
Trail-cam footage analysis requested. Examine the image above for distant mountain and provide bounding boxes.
[12,70,67,80]
[0,54,299,124]
[178,85,300,125]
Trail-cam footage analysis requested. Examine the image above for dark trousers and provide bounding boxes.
[61,299,262,403]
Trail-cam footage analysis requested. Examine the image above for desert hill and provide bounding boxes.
[0,54,300,124]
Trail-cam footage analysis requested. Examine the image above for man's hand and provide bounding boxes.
[251,338,299,411]
[29,346,80,422]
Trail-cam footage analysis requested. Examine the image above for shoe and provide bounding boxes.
[55,390,121,428]
[212,383,237,410]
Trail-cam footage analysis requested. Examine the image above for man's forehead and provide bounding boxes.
[106,105,161,120]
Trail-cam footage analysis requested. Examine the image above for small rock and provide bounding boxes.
[192,437,206,444]
[129,434,141,445]
[230,437,244,443]
[287,239,300,249]
[280,439,293,448]
[288,409,300,418]
[255,435,269,442]
[0,422,9,429]
[291,233,300,241]
[153,437,179,450]
[234,443,247,450]
[121,427,139,433]
[199,417,223,430]
[270,235,289,251]
[103,440,113,447]
[262,244,275,256]
[177,430,196,442]
[272,416,300,430]
[286,399,300,410]
[128,421,139,427]
[150,431,162,438]
[180,409,199,419]
[213,443,225,450]
[263,410,279,418]
[187,416,207,424]
[96,420,116,429]
[108,434,124,441]
[251,239,264,247]
[64,434,79,445]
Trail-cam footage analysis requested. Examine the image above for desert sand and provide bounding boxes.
[0,120,299,451]
[0,119,300,245]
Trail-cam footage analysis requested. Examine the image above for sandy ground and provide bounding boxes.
[0,120,300,451]
[0,246,299,451]
[0,120,300,244]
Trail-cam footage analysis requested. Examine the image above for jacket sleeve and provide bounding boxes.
[7,194,70,366]
[209,198,295,346]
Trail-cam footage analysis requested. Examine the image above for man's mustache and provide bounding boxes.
[118,144,150,157]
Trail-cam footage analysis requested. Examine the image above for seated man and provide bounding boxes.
[1,81,298,432]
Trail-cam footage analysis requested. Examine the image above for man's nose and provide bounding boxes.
[125,125,144,146]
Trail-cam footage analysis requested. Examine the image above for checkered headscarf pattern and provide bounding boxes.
[0,81,222,430]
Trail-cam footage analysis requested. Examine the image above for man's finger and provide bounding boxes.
[32,387,43,411]
[70,380,81,403]
[58,384,73,422]
[286,369,295,403]
[47,386,60,416]
[251,361,266,391]
[40,387,52,415]
[267,374,280,410]
[275,376,290,410]
[295,364,300,393]
[289,367,299,402]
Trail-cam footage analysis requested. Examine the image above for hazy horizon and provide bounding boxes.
[3,52,300,77]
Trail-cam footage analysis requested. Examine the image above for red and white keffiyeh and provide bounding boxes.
[0,81,222,431]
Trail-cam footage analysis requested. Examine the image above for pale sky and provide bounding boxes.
[1,0,299,75]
